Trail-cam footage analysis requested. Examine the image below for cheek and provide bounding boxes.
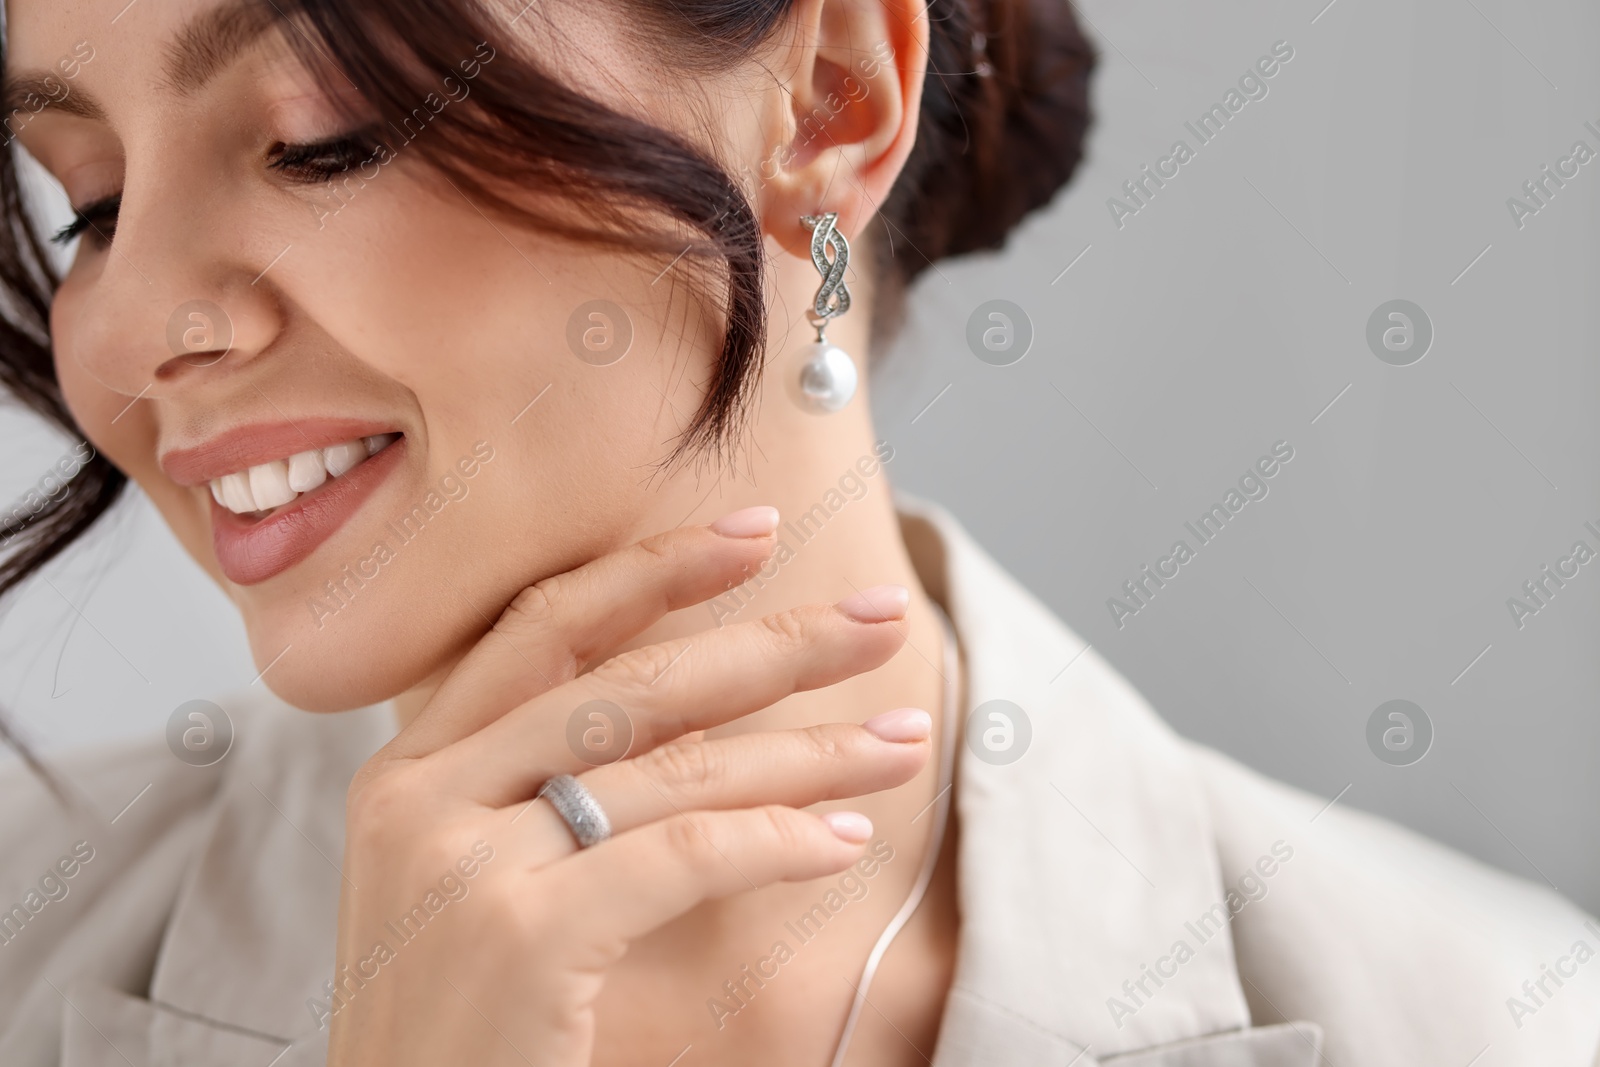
[227,173,721,710]
[287,170,713,490]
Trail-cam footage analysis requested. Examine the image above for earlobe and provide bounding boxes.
[757,0,928,255]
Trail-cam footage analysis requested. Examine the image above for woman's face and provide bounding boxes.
[6,0,776,710]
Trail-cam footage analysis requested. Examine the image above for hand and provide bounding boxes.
[323,508,931,1066]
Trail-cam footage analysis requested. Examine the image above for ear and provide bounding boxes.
[756,0,929,257]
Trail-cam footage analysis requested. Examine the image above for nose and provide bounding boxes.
[57,169,285,400]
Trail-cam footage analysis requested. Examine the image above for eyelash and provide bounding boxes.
[49,130,384,250]
[267,129,383,181]
[51,195,120,248]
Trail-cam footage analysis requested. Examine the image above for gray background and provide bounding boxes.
[2,0,1597,912]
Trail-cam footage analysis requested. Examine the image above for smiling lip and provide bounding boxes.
[211,435,407,585]
[161,419,401,487]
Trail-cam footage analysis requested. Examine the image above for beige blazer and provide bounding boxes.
[1,496,1596,1067]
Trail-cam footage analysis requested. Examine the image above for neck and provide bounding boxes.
[392,244,953,843]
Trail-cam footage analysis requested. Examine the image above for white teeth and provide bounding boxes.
[322,440,365,478]
[206,434,398,516]
[286,451,327,493]
[248,460,296,510]
[219,472,254,513]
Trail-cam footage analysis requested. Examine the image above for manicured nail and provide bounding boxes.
[822,811,873,843]
[710,506,779,538]
[836,584,908,623]
[863,707,932,743]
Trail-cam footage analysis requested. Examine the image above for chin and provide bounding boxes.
[219,516,502,714]
[237,578,475,713]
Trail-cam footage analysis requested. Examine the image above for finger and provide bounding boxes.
[546,806,875,954]
[390,506,782,758]
[437,585,911,804]
[504,709,931,864]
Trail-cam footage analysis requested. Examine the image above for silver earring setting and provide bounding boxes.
[788,212,858,414]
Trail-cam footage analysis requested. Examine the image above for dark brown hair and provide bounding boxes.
[0,0,1094,609]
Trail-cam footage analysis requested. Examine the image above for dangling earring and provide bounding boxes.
[788,211,858,414]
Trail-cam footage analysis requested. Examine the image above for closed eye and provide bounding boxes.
[267,129,384,182]
[51,194,121,249]
[46,128,385,251]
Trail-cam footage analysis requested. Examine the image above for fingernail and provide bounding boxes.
[822,811,873,843]
[863,707,931,743]
[836,584,909,623]
[710,506,780,539]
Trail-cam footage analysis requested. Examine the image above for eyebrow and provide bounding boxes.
[0,0,288,125]
[161,0,287,95]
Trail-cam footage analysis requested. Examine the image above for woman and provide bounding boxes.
[0,0,1595,1065]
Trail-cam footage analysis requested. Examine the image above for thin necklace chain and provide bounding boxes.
[827,600,961,1067]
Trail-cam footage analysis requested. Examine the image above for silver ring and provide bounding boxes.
[540,774,611,848]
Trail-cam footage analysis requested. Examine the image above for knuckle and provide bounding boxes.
[345,769,415,841]
[501,580,561,632]
[595,641,683,691]
[756,805,810,852]
[633,531,676,564]
[500,578,584,681]
[480,877,540,934]
[643,739,719,795]
[757,606,810,649]
[409,832,469,880]
[804,724,850,766]
[662,812,718,866]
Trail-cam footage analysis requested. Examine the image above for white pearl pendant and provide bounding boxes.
[788,340,858,414]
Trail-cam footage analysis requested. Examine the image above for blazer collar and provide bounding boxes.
[897,494,1319,1066]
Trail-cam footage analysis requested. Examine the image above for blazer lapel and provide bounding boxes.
[898,496,1320,1065]
[142,699,394,1052]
